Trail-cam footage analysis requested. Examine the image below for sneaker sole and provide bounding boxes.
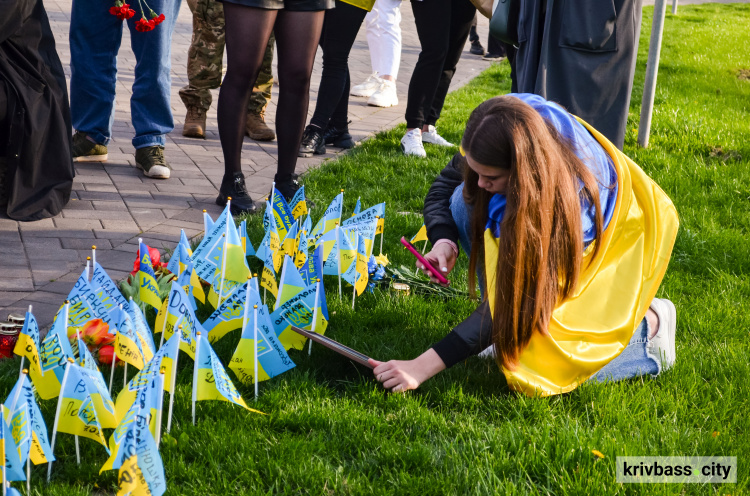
[400,143,426,158]
[367,99,398,108]
[73,154,108,163]
[137,163,171,179]
[350,89,378,98]
[298,145,326,158]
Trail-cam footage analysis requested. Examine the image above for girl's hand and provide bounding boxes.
[369,349,447,393]
[417,243,456,286]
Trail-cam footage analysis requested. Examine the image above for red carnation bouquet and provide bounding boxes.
[109,0,165,32]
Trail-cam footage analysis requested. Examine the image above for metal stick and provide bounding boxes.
[253,306,259,401]
[47,359,74,482]
[155,369,166,448]
[1,405,7,496]
[191,332,201,425]
[166,327,181,434]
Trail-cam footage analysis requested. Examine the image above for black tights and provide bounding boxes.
[218,4,324,184]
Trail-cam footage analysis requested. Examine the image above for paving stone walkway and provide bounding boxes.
[0,0,494,327]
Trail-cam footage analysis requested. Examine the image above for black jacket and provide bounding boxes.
[424,152,494,367]
[0,0,73,221]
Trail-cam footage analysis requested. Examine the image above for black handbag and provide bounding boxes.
[489,0,520,47]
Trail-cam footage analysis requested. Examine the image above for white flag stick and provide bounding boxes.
[422,240,428,255]
[336,226,342,298]
[217,230,229,306]
[18,305,32,376]
[166,327,182,434]
[108,346,118,395]
[64,301,82,465]
[26,456,30,496]
[191,332,201,426]
[378,216,384,255]
[1,404,7,496]
[352,233,359,310]
[47,358,74,482]
[253,305,259,401]
[159,295,169,349]
[155,369,166,449]
[85,257,90,282]
[123,363,128,390]
[308,279,321,356]
[91,245,97,279]
[74,436,80,465]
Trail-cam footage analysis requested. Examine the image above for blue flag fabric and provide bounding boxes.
[90,262,130,314]
[0,408,26,481]
[4,374,55,465]
[67,270,113,326]
[270,188,294,240]
[270,282,327,350]
[353,197,361,215]
[104,414,166,496]
[126,300,156,357]
[193,205,231,282]
[202,281,262,343]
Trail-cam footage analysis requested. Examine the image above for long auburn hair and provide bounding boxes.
[462,96,604,369]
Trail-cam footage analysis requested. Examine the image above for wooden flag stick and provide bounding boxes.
[253,305,259,401]
[191,332,201,426]
[47,359,74,482]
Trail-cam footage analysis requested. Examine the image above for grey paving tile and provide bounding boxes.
[60,238,113,250]
[0,279,34,291]
[0,291,30,308]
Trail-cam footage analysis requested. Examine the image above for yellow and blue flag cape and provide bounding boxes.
[4,374,55,465]
[203,280,262,343]
[13,311,42,378]
[321,226,356,276]
[195,335,261,414]
[276,255,307,310]
[485,120,680,397]
[138,241,163,310]
[289,185,308,220]
[309,191,343,243]
[0,408,26,482]
[342,202,385,236]
[115,333,179,423]
[229,303,295,385]
[55,363,111,448]
[101,412,166,496]
[270,187,294,240]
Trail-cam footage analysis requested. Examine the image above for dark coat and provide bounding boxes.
[0,0,74,221]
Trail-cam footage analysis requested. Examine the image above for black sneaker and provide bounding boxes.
[72,131,108,162]
[274,174,316,207]
[483,52,505,61]
[323,123,355,149]
[216,172,259,215]
[298,125,326,158]
[470,41,485,56]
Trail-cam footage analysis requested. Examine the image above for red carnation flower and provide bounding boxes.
[109,3,135,20]
[135,17,155,32]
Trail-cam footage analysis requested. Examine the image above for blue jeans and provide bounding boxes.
[449,183,660,382]
[69,0,183,148]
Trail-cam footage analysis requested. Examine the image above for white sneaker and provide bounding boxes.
[367,80,398,107]
[350,72,382,98]
[422,125,455,147]
[401,129,427,157]
[647,298,677,373]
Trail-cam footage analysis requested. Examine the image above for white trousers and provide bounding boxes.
[364,0,402,79]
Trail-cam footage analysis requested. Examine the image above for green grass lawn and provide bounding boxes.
[3,4,750,494]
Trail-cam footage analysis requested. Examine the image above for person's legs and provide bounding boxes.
[374,0,401,79]
[218,4,277,177]
[590,318,660,382]
[404,0,451,131]
[423,0,475,128]
[308,1,366,130]
[269,8,325,197]
[364,2,380,74]
[69,0,124,146]
[180,0,225,138]
[128,0,183,150]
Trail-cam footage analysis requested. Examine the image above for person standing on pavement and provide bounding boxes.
[349,0,402,108]
[215,0,332,215]
[180,0,276,142]
[400,0,476,158]
[68,0,183,179]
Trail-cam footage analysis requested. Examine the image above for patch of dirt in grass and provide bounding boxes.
[738,69,750,81]
[709,146,742,163]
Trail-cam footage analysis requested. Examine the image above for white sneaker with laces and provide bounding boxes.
[401,129,427,157]
[647,298,677,373]
[367,80,399,107]
[422,125,455,147]
[350,72,382,98]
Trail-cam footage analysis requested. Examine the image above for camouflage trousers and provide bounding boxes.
[179,0,274,115]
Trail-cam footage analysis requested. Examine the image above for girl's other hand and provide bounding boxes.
[369,349,446,393]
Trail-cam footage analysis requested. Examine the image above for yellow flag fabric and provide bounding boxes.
[484,121,679,397]
[410,224,428,244]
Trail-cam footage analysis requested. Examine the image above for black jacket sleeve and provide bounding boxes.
[423,152,465,245]
[431,300,494,368]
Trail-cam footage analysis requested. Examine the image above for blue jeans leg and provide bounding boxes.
[69,0,124,145]
[449,182,485,294]
[590,318,660,383]
[128,0,183,149]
